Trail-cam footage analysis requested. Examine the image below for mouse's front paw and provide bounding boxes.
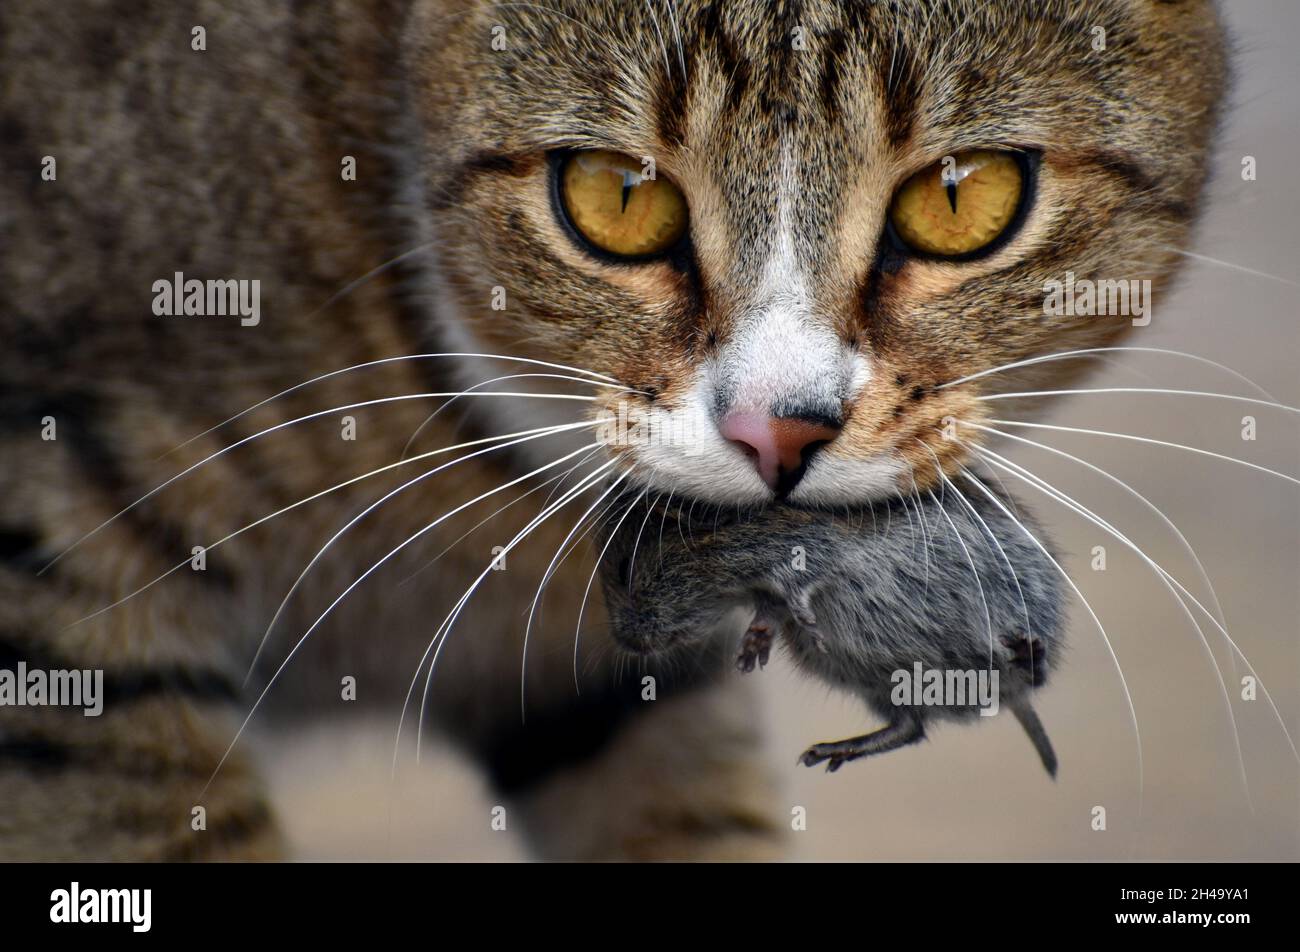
[736,619,776,673]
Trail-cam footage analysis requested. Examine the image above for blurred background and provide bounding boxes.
[266,0,1300,861]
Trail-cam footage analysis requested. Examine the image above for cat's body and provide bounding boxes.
[597,481,1064,774]
[0,0,1226,859]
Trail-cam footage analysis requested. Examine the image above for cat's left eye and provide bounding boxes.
[556,150,689,259]
[888,150,1027,259]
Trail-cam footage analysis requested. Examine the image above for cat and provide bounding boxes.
[0,0,1226,859]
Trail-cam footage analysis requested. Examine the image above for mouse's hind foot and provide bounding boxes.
[736,619,776,673]
[799,711,925,772]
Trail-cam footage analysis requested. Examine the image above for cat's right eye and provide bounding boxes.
[888,150,1027,259]
[556,150,689,260]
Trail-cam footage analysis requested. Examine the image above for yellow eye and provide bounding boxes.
[558,150,688,258]
[889,150,1026,258]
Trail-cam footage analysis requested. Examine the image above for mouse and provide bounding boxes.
[597,475,1065,775]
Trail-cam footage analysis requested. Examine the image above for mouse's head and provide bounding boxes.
[410,0,1226,507]
[596,499,739,656]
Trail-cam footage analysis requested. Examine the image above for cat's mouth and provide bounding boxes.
[583,350,990,510]
[605,413,965,512]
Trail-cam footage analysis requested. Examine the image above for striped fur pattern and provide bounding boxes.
[0,0,1224,859]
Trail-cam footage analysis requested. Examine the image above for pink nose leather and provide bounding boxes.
[720,412,841,491]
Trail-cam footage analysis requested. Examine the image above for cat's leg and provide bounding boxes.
[0,574,281,859]
[0,438,282,860]
[0,674,282,861]
[483,675,785,861]
[798,709,926,773]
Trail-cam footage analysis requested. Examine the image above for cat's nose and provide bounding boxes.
[719,411,842,494]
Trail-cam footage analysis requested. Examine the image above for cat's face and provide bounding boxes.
[408,0,1225,506]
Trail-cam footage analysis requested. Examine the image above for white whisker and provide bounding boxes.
[162,352,622,460]
[643,0,673,79]
[964,444,1257,807]
[201,441,607,797]
[520,477,636,718]
[937,346,1279,401]
[906,464,933,603]
[663,0,687,78]
[307,241,438,319]
[43,390,601,575]
[925,485,994,663]
[400,371,639,460]
[245,421,599,685]
[66,421,594,630]
[396,445,606,589]
[624,492,662,597]
[979,388,1299,414]
[945,469,1034,646]
[411,461,625,758]
[573,489,645,693]
[956,461,1146,828]
[970,440,1297,770]
[986,418,1300,487]
[1160,246,1300,289]
[959,420,1228,629]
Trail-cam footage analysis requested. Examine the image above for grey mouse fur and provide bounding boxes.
[598,475,1065,775]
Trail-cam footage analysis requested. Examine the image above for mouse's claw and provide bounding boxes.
[798,715,926,772]
[798,743,850,772]
[736,619,775,673]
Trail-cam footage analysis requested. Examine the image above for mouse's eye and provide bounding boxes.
[888,150,1026,259]
[557,150,689,259]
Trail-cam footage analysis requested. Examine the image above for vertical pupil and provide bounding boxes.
[620,171,635,212]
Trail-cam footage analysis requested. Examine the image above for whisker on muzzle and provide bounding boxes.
[954,457,1147,841]
[404,460,627,762]
[936,346,1281,400]
[243,420,603,685]
[969,438,1298,772]
[201,441,610,798]
[64,420,598,631]
[42,389,602,575]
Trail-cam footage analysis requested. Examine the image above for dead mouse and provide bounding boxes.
[597,475,1065,775]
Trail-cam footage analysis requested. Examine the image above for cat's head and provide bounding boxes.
[407,0,1226,506]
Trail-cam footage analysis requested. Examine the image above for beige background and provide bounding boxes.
[266,1,1300,861]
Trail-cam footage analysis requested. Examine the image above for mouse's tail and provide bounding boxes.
[1012,701,1058,778]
